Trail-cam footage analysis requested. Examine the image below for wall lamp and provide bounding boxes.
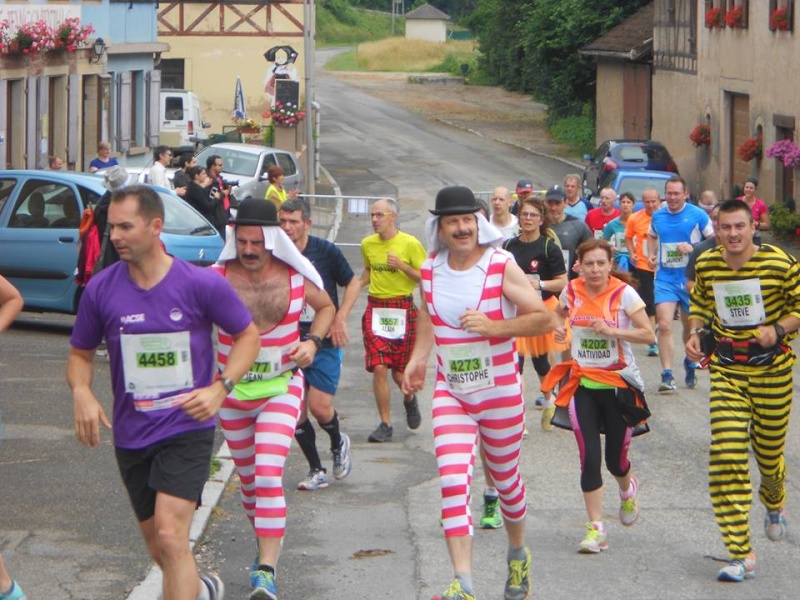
[89,38,107,64]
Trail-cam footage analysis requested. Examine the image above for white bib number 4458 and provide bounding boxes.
[120,331,193,409]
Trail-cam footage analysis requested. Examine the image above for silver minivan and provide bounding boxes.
[193,143,303,204]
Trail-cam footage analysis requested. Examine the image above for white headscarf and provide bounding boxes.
[424,212,504,254]
[216,225,323,290]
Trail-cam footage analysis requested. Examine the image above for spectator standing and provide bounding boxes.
[360,198,427,443]
[172,153,196,191]
[88,141,118,173]
[48,156,64,170]
[184,166,226,235]
[264,166,300,210]
[737,177,770,244]
[149,145,172,189]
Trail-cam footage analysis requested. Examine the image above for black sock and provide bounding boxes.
[320,411,342,451]
[257,564,275,575]
[294,419,323,471]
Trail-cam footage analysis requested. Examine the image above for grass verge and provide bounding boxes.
[325,37,477,74]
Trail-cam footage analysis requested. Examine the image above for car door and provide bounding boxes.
[583,142,609,194]
[275,151,302,191]
[0,176,86,312]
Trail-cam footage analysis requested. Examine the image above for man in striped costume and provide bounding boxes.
[213,199,335,600]
[403,186,556,600]
[687,199,800,583]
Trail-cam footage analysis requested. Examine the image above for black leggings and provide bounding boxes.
[518,353,550,378]
[572,385,632,492]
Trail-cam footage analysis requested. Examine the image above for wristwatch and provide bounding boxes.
[690,328,706,337]
[539,279,546,292]
[220,377,235,393]
[774,322,786,342]
[307,334,323,350]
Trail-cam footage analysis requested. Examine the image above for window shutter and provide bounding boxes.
[0,82,7,169]
[118,71,132,153]
[67,74,81,165]
[26,77,38,169]
[146,69,162,148]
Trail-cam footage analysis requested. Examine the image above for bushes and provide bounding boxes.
[768,202,800,240]
[549,104,596,155]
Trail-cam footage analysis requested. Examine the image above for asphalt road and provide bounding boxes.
[2,48,799,600]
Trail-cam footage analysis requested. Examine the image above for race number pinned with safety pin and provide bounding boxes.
[120,332,193,408]
[712,278,765,327]
[571,326,618,368]
[244,346,283,381]
[372,307,407,339]
[441,341,494,392]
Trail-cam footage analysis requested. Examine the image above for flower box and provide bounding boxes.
[266,101,306,128]
[725,4,746,28]
[737,135,762,162]
[705,7,723,28]
[689,124,711,147]
[770,7,791,31]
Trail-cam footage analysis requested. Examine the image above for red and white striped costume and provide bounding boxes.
[215,264,306,539]
[422,248,526,537]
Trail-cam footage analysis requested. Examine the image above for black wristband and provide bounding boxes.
[774,323,786,342]
[307,334,323,350]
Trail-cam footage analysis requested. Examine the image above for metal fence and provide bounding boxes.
[298,194,398,247]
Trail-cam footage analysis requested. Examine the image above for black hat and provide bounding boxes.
[516,179,533,193]
[545,185,566,202]
[429,186,481,216]
[229,198,280,226]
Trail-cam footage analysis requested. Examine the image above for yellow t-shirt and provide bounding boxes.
[361,231,427,298]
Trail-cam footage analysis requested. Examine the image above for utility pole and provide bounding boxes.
[303,0,316,195]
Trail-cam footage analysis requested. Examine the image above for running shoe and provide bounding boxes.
[296,468,328,491]
[717,552,756,582]
[657,370,676,393]
[249,569,277,600]
[432,579,475,600]
[684,357,697,389]
[534,396,544,408]
[368,421,393,443]
[619,475,639,526]
[578,522,608,554]
[480,494,503,529]
[200,574,225,600]
[504,547,531,600]
[541,405,555,432]
[331,433,352,480]
[647,343,659,357]
[0,581,26,600]
[404,395,422,430]
[764,507,788,541]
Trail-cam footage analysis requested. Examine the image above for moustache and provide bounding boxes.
[242,254,259,261]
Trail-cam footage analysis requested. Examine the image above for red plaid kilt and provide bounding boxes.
[362,295,418,373]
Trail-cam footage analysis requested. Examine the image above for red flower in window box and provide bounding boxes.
[725,4,745,28]
[689,124,711,147]
[737,136,762,162]
[705,7,723,28]
[770,7,790,31]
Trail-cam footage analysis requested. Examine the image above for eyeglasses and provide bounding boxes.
[370,212,390,219]
[519,212,542,219]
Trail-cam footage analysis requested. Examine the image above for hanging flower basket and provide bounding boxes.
[770,7,791,31]
[265,101,306,128]
[705,8,723,28]
[232,117,260,133]
[725,4,745,29]
[765,139,800,168]
[12,20,55,56]
[53,17,94,52]
[689,124,711,147]
[737,135,762,162]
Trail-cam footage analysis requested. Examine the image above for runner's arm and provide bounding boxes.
[0,275,23,332]
[67,347,111,448]
[402,282,434,395]
[329,276,361,348]
[289,281,337,368]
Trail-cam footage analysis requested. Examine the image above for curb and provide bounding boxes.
[434,117,586,171]
[125,442,237,600]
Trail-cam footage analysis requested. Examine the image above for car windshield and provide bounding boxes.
[159,191,217,235]
[616,144,671,163]
[616,176,669,201]
[195,147,259,177]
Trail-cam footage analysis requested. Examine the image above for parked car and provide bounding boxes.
[193,143,303,205]
[598,169,676,205]
[160,89,211,155]
[0,170,223,315]
[582,140,678,194]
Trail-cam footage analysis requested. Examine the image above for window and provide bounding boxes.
[160,59,185,89]
[164,96,185,121]
[0,179,18,216]
[769,0,794,31]
[9,181,76,229]
[276,153,297,176]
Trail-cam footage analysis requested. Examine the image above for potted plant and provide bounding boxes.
[232,117,259,134]
[737,135,762,162]
[266,101,306,127]
[13,20,54,56]
[689,124,711,147]
[725,4,745,28]
[0,19,11,54]
[53,17,94,51]
[765,139,800,168]
[705,7,723,28]
[770,7,791,31]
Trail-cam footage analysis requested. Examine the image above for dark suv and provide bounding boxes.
[583,140,678,195]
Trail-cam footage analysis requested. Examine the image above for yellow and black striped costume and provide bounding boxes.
[690,243,800,559]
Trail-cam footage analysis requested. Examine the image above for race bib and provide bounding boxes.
[571,326,618,368]
[712,278,765,327]
[660,242,688,268]
[441,341,495,393]
[120,331,193,408]
[299,302,316,324]
[611,232,626,251]
[593,230,604,240]
[372,307,407,339]
[243,346,284,381]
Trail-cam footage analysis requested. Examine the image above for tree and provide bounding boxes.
[470,0,650,117]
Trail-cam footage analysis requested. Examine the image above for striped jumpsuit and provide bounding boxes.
[216,266,306,538]
[421,248,526,537]
[690,244,800,559]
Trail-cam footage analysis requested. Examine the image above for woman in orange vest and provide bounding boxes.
[542,238,655,554]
